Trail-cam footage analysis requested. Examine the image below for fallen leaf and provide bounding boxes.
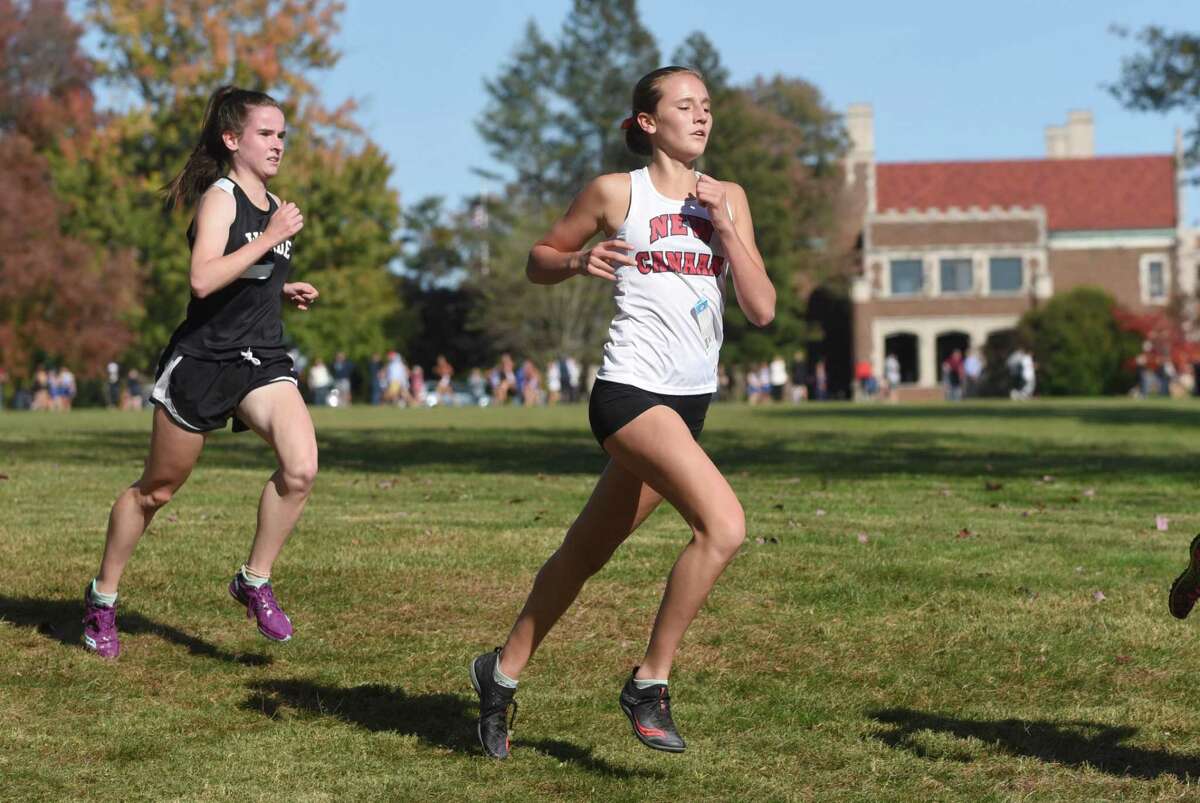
[1018,586,1038,601]
[351,538,361,546]
[1041,475,1056,483]
[1083,488,1095,498]
[166,514,178,523]
[1092,590,1106,603]
[1115,655,1132,665]
[939,488,952,497]
[508,497,526,505]
[1156,515,1169,532]
[755,537,765,545]
[856,532,870,544]
[815,509,827,517]
[1074,566,1084,573]
[957,528,974,539]
[0,473,8,480]
[985,481,1003,492]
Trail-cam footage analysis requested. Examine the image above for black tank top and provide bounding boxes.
[167,177,294,360]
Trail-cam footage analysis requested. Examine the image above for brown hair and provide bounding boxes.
[624,66,704,156]
[162,86,280,209]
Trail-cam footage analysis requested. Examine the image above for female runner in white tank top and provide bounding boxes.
[471,66,776,758]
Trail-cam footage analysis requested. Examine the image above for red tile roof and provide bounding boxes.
[876,155,1176,231]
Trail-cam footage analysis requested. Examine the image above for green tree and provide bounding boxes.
[0,0,136,379]
[1109,25,1200,181]
[471,0,659,361]
[1018,287,1140,396]
[674,35,847,365]
[50,0,400,369]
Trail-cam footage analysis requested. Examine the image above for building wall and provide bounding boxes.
[1048,247,1171,311]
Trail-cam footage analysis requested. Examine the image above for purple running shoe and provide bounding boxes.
[82,584,120,659]
[229,573,293,642]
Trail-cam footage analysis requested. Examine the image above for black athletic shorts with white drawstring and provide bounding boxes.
[150,345,297,433]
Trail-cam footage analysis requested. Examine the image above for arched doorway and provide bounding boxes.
[883,332,919,385]
[936,331,970,381]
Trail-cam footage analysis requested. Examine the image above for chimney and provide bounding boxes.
[1065,111,1094,158]
[1044,125,1067,158]
[1045,111,1093,158]
[846,103,875,162]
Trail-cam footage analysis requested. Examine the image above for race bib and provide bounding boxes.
[691,297,718,353]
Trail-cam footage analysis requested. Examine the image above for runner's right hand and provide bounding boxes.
[265,202,304,246]
[572,239,635,281]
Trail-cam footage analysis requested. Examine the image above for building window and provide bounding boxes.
[890,259,923,296]
[1140,253,1169,304]
[989,257,1023,293]
[1148,261,1166,300]
[939,258,973,294]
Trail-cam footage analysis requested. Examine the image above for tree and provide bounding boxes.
[49,0,400,369]
[0,0,136,379]
[470,0,659,361]
[0,136,136,378]
[1110,25,1200,182]
[1018,287,1140,396]
[674,35,847,365]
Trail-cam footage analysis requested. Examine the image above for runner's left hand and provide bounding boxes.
[694,174,732,231]
[283,282,319,311]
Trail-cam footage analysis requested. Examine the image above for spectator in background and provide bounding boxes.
[942,349,964,401]
[468,368,488,404]
[746,363,768,405]
[884,352,901,402]
[384,351,412,406]
[410,364,427,405]
[521,359,542,406]
[963,349,983,398]
[854,358,877,401]
[546,359,562,405]
[331,351,354,406]
[790,351,808,403]
[491,353,517,404]
[564,356,581,403]
[123,369,144,410]
[813,360,828,401]
[769,354,787,402]
[106,362,121,408]
[307,358,333,406]
[0,365,7,411]
[1008,348,1036,401]
[59,365,77,410]
[32,365,51,410]
[367,353,383,406]
[435,354,455,405]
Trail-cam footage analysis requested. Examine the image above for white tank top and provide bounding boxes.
[596,168,728,395]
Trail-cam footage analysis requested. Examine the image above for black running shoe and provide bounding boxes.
[1169,534,1200,619]
[619,669,686,753]
[470,648,518,759]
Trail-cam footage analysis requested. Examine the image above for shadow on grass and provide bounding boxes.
[870,707,1200,782]
[0,595,271,666]
[8,403,1200,481]
[242,678,663,778]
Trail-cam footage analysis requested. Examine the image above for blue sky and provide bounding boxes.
[319,1,1199,223]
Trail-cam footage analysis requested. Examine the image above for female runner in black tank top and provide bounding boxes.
[81,86,319,659]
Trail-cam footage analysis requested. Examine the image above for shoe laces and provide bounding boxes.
[484,693,518,732]
[85,603,116,631]
[247,582,280,614]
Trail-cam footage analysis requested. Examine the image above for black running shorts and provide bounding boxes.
[588,378,711,447]
[151,347,298,433]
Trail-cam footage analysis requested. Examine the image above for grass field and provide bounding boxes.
[3,399,1200,801]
